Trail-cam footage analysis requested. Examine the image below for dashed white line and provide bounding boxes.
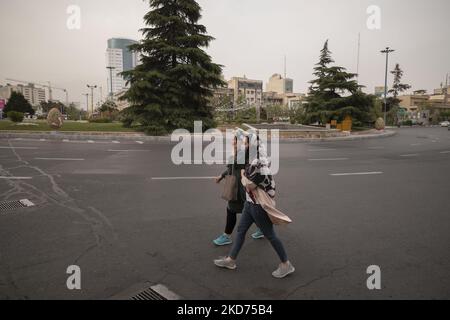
[0,146,38,150]
[368,147,385,150]
[308,158,349,161]
[440,151,450,154]
[330,172,383,177]
[34,158,85,161]
[400,154,419,157]
[112,141,120,144]
[87,140,95,144]
[63,139,70,142]
[136,141,144,145]
[108,149,151,152]
[410,143,422,146]
[151,177,216,181]
[308,148,337,152]
[0,176,33,180]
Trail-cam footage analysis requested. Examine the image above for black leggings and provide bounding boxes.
[225,208,238,235]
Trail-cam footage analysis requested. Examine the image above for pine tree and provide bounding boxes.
[120,0,225,135]
[383,64,411,125]
[303,40,373,126]
[389,63,411,99]
[4,92,35,115]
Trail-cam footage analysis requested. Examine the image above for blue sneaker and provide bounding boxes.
[213,234,232,246]
[252,229,265,240]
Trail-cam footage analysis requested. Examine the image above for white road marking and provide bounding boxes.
[330,172,383,177]
[136,141,144,145]
[0,146,38,150]
[34,158,85,161]
[63,139,70,142]
[410,143,422,146]
[400,154,419,157]
[308,148,337,152]
[368,146,385,150]
[440,151,450,154]
[112,141,120,144]
[152,177,216,181]
[309,158,349,161]
[40,139,46,142]
[87,140,95,144]
[108,149,150,152]
[0,176,33,180]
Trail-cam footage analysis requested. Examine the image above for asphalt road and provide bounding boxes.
[0,127,449,300]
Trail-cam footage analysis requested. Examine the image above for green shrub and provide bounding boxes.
[89,118,112,123]
[7,111,25,123]
[402,120,413,126]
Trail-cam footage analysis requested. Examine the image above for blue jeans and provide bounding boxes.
[229,202,288,263]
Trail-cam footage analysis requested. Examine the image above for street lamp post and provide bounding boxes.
[86,84,97,115]
[106,66,116,100]
[82,94,89,121]
[381,47,395,125]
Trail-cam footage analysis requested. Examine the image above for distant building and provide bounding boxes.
[263,91,305,109]
[399,93,430,112]
[228,76,263,105]
[0,83,46,106]
[106,38,141,95]
[374,86,386,98]
[433,85,450,95]
[266,74,293,94]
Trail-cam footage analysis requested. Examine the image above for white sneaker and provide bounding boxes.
[272,261,295,279]
[214,257,237,270]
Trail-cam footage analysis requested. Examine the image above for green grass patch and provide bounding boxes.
[0,120,138,133]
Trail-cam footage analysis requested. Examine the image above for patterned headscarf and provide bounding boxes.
[244,132,276,198]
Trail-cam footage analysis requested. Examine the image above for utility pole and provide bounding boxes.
[47,81,53,101]
[82,94,89,121]
[444,73,449,105]
[99,86,103,104]
[356,33,361,85]
[381,47,395,125]
[106,66,116,100]
[86,85,97,115]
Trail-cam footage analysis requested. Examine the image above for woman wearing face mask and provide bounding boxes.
[213,132,264,246]
[214,134,295,279]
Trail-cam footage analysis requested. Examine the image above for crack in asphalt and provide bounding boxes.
[0,140,119,278]
[284,266,348,299]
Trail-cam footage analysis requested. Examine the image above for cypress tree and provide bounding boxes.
[4,92,35,116]
[304,40,373,126]
[121,0,225,135]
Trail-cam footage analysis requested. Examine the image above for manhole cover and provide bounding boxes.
[0,199,35,213]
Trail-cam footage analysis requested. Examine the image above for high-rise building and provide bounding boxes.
[106,38,141,96]
[266,74,293,94]
[0,84,46,106]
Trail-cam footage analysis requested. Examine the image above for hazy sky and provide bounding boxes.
[0,0,449,109]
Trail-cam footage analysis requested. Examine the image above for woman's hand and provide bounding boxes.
[241,169,246,179]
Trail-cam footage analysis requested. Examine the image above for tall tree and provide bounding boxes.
[4,92,35,115]
[120,0,225,135]
[389,63,411,99]
[385,63,411,125]
[303,40,373,126]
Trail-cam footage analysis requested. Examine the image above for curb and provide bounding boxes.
[278,130,397,143]
[0,131,171,143]
[0,130,397,143]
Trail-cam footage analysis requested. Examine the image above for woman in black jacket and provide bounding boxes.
[213,134,263,246]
